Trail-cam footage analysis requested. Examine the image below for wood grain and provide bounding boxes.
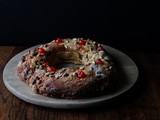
[0,46,160,120]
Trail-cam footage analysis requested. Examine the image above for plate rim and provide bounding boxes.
[3,44,138,109]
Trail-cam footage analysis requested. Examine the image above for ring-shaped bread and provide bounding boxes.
[17,38,116,99]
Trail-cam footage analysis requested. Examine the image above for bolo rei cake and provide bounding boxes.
[17,38,116,99]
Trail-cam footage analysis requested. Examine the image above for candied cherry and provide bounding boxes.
[96,59,104,65]
[97,46,104,51]
[43,62,49,67]
[77,71,86,78]
[48,67,56,72]
[38,48,45,54]
[56,38,63,43]
[79,39,86,45]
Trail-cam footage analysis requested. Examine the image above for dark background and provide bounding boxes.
[0,0,159,50]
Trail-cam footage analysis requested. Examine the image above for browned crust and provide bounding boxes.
[17,38,117,99]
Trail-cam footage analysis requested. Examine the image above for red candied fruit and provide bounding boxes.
[48,67,56,72]
[77,71,86,78]
[38,48,45,54]
[43,62,49,67]
[96,59,104,65]
[78,39,86,45]
[97,46,104,51]
[55,38,63,43]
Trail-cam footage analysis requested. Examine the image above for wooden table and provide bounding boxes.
[0,46,160,120]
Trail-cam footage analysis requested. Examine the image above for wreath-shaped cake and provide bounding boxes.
[17,38,116,99]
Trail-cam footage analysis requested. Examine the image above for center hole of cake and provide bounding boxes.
[54,63,83,69]
[46,51,84,69]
